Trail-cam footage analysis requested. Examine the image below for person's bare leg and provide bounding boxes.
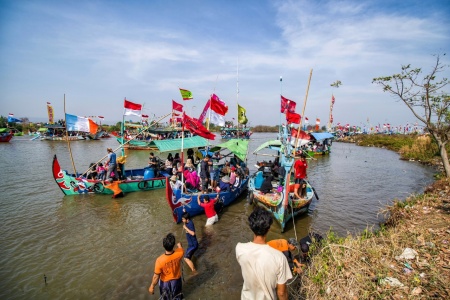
[294,183,301,199]
[184,257,197,273]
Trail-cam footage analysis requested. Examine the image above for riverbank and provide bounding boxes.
[293,135,450,299]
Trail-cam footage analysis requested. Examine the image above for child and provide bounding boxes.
[103,178,124,198]
[97,163,106,181]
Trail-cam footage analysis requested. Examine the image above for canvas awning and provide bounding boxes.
[211,139,249,161]
[310,132,334,141]
[148,136,208,153]
[253,140,282,154]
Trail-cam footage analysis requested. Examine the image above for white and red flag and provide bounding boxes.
[124,99,142,116]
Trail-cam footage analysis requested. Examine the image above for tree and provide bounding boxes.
[372,54,450,177]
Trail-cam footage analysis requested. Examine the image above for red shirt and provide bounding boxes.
[200,198,217,218]
[294,159,307,179]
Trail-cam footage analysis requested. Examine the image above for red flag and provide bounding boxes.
[172,100,183,112]
[98,116,104,119]
[198,99,210,123]
[280,95,296,113]
[46,102,51,105]
[210,94,228,116]
[183,112,215,140]
[286,111,301,124]
[331,95,335,104]
[142,114,149,118]
[291,127,310,140]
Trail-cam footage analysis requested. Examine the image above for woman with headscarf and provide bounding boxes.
[260,175,274,194]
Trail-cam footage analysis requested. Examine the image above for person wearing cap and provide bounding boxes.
[105,148,118,181]
[293,153,308,199]
[236,207,292,300]
[170,175,185,192]
[267,238,304,274]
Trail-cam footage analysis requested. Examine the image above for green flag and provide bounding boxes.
[238,104,248,124]
[179,88,193,100]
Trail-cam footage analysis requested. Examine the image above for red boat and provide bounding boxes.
[0,132,13,142]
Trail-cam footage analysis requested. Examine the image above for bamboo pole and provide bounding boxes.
[293,69,313,154]
[64,94,78,175]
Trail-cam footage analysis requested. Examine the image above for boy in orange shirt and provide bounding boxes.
[149,233,184,299]
[267,238,304,273]
[103,178,124,198]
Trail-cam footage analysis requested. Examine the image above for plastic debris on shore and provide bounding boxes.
[395,248,418,260]
[380,277,404,287]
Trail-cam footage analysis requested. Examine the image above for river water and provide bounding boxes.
[0,133,436,299]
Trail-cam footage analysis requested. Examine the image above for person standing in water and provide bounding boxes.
[182,212,198,274]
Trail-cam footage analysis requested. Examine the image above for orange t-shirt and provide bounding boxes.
[104,181,122,196]
[267,239,289,252]
[154,248,184,282]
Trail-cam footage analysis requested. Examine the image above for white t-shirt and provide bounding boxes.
[236,241,292,300]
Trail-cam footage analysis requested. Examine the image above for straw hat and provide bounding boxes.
[170,175,177,182]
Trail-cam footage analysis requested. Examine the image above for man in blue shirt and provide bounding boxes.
[105,148,118,181]
[182,212,198,274]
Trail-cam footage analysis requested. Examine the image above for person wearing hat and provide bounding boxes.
[105,148,118,181]
[293,153,308,199]
[170,175,185,192]
[267,238,304,274]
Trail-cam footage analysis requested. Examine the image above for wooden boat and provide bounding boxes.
[52,155,169,195]
[248,126,317,232]
[165,138,249,223]
[39,124,86,141]
[0,128,13,142]
[305,132,334,156]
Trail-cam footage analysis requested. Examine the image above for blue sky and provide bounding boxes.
[1,0,449,127]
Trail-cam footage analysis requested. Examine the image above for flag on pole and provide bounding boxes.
[179,88,193,100]
[47,103,54,124]
[304,117,309,124]
[315,118,320,131]
[198,99,210,123]
[7,114,22,123]
[183,112,215,140]
[124,99,142,116]
[210,94,228,115]
[286,111,301,124]
[210,110,225,126]
[172,100,183,112]
[238,104,248,124]
[280,95,296,113]
[65,113,98,134]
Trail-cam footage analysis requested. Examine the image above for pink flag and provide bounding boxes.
[172,100,183,112]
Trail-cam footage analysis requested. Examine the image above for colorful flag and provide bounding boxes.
[286,111,301,124]
[65,113,98,134]
[98,116,104,119]
[124,99,142,116]
[47,103,54,124]
[142,114,149,118]
[210,110,225,126]
[198,99,210,123]
[179,88,193,100]
[280,95,296,113]
[210,94,228,116]
[238,104,248,125]
[291,127,310,140]
[183,112,215,140]
[331,95,335,104]
[172,100,183,112]
[316,118,320,125]
[305,117,309,124]
[7,114,22,123]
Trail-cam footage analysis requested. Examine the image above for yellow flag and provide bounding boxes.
[238,104,248,124]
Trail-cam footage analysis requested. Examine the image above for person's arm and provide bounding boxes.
[197,194,201,206]
[148,273,160,294]
[276,283,288,300]
[183,223,195,236]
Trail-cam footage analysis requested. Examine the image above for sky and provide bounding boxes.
[1,0,449,128]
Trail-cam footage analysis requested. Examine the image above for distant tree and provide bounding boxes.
[0,116,7,127]
[372,54,450,177]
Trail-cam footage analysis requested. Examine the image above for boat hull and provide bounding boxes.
[247,171,314,232]
[52,155,167,195]
[165,177,249,223]
[0,133,13,142]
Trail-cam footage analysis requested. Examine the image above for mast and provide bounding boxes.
[64,94,77,175]
[293,69,313,152]
[236,58,239,138]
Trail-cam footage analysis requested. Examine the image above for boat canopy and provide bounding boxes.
[310,132,334,141]
[211,139,249,161]
[148,136,208,153]
[0,128,8,133]
[38,128,48,132]
[252,140,282,154]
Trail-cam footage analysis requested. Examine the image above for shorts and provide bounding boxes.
[159,277,183,300]
[184,244,198,259]
[205,214,218,226]
[112,192,124,198]
[201,178,209,190]
[295,178,306,185]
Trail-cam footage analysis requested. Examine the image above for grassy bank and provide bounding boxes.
[291,134,450,299]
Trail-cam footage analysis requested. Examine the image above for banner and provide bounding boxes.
[179,88,193,100]
[124,99,142,116]
[47,103,54,124]
[65,113,98,134]
[238,104,248,124]
[7,114,22,123]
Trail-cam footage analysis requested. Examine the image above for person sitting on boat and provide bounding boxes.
[184,158,195,171]
[105,148,118,181]
[173,153,181,167]
[165,155,173,176]
[232,173,241,190]
[293,154,308,199]
[260,174,274,194]
[221,161,231,177]
[97,162,106,181]
[197,192,219,226]
[187,148,195,166]
[148,152,158,169]
[267,238,303,274]
[229,166,237,185]
[103,178,124,198]
[170,175,186,193]
[183,169,199,192]
[218,175,231,192]
[86,162,98,180]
